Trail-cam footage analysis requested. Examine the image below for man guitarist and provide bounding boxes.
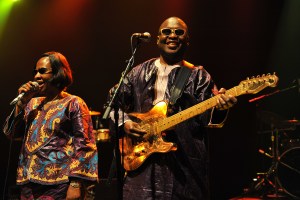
[108,16,237,200]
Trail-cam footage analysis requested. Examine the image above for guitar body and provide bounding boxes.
[120,101,177,171]
[119,74,279,171]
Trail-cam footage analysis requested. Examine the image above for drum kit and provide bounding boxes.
[90,110,111,143]
[250,110,300,199]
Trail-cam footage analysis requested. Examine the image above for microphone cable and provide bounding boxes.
[2,136,14,200]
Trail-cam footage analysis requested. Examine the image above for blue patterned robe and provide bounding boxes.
[3,92,98,185]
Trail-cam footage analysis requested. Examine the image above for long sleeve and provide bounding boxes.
[68,97,98,181]
[3,107,26,139]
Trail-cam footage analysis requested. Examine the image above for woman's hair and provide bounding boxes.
[40,51,73,91]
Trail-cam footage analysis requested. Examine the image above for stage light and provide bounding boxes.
[0,0,18,38]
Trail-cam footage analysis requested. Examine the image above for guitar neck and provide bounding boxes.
[158,85,244,132]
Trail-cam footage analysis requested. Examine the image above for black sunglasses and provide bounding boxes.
[33,68,53,75]
[160,28,185,36]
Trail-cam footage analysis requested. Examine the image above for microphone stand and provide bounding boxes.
[102,39,141,200]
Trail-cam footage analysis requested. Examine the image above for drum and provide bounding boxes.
[280,138,300,150]
[96,129,110,142]
[277,146,300,198]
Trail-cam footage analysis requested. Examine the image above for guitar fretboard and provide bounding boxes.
[157,85,244,132]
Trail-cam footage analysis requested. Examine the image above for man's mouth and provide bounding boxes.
[166,41,179,49]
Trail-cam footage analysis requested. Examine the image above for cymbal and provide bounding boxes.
[256,110,298,130]
[280,119,300,126]
[89,110,101,116]
[256,110,284,126]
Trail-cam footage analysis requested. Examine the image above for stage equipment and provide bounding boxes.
[249,111,300,199]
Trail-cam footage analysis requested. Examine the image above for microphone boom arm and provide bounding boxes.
[102,44,139,120]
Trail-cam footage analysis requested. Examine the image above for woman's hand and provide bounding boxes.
[17,81,40,105]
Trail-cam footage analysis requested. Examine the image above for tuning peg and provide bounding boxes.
[262,74,265,77]
[256,75,260,78]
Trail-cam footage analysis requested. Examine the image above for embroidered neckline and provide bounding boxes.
[41,92,63,110]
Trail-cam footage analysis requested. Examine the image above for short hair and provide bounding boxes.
[40,51,73,90]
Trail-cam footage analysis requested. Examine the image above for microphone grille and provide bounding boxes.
[142,32,151,42]
[144,32,151,37]
[32,82,39,90]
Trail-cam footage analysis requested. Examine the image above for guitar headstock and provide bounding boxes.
[239,73,279,94]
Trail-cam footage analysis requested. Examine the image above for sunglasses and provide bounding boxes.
[160,28,185,36]
[33,68,53,75]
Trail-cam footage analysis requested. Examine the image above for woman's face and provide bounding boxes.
[33,56,55,95]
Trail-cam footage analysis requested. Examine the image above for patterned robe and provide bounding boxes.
[109,58,227,200]
[3,92,98,185]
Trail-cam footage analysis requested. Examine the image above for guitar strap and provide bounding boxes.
[169,64,193,105]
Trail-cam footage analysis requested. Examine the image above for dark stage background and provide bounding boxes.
[0,0,299,199]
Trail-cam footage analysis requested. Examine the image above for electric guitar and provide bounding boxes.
[120,73,279,171]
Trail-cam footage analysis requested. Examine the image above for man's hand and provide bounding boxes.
[124,121,147,137]
[215,88,237,110]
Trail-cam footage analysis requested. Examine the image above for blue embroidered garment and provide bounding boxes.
[3,92,98,185]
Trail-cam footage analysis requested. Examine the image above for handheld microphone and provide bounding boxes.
[10,82,39,105]
[132,32,151,42]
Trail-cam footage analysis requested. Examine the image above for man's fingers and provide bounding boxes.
[128,132,142,138]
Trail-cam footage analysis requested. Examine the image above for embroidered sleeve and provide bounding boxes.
[68,97,98,181]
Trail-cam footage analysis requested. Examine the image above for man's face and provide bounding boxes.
[157,17,189,60]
